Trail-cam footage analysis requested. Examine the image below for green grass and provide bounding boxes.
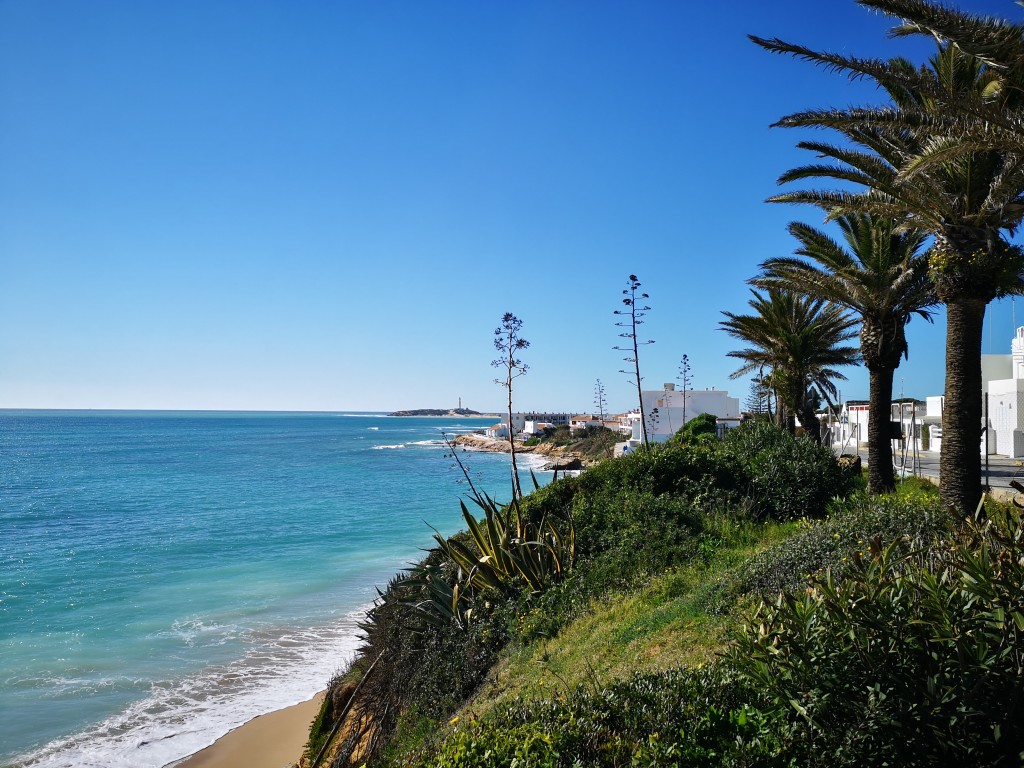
[420,516,797,730]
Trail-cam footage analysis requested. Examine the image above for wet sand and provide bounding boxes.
[174,692,324,768]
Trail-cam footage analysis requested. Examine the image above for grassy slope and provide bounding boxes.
[311,426,1009,767]
[380,480,955,766]
[462,518,796,722]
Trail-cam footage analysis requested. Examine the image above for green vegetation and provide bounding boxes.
[670,412,717,444]
[753,213,934,494]
[720,287,859,444]
[752,0,1024,513]
[530,424,620,462]
[309,423,1024,767]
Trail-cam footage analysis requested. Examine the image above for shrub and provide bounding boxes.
[511,493,705,643]
[671,412,719,444]
[699,487,948,614]
[721,420,855,521]
[418,664,780,767]
[727,504,1024,767]
[330,549,516,764]
[566,441,743,510]
[421,490,575,627]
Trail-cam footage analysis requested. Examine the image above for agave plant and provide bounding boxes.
[404,477,575,629]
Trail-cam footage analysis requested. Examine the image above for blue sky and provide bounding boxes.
[2,0,1021,413]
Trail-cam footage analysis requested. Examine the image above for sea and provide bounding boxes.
[0,410,547,768]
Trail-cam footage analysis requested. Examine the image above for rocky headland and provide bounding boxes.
[388,408,491,417]
[451,433,587,470]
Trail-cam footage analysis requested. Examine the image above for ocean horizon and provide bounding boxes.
[0,410,546,768]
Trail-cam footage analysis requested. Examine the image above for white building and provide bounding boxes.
[832,327,1024,459]
[509,412,571,433]
[569,414,603,430]
[627,383,740,446]
[828,400,927,453]
[485,423,510,439]
[522,420,554,436]
[984,327,1024,457]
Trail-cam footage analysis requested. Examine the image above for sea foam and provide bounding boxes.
[13,611,365,768]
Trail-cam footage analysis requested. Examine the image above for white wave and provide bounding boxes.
[371,444,405,450]
[12,611,367,768]
[408,440,444,447]
[518,452,553,471]
[367,427,379,431]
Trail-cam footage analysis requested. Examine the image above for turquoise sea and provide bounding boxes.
[0,411,545,768]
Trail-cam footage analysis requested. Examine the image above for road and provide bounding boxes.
[839,443,1024,501]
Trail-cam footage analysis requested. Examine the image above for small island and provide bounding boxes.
[387,407,484,417]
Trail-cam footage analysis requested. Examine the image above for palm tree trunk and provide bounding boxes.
[940,296,986,514]
[799,405,822,443]
[867,366,896,494]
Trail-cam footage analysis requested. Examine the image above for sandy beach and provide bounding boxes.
[174,692,324,768]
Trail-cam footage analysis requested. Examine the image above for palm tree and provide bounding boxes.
[754,214,934,494]
[860,0,1024,160]
[750,27,1024,513]
[720,288,860,443]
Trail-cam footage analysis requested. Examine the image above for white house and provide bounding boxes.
[485,423,510,439]
[627,384,740,447]
[983,326,1024,457]
[569,414,603,430]
[523,420,555,436]
[830,327,1024,459]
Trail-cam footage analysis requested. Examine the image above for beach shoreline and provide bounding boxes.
[171,692,324,768]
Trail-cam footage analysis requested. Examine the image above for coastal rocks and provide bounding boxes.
[539,457,583,471]
[451,433,512,453]
[450,433,591,467]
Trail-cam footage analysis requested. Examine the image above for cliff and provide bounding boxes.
[451,433,588,469]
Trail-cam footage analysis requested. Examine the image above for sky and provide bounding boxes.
[2,0,1022,414]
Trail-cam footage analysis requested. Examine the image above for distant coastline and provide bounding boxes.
[388,408,496,417]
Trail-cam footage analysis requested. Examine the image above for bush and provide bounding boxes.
[744,489,945,598]
[331,549,516,764]
[418,664,779,767]
[727,504,1024,767]
[512,492,705,643]
[698,486,947,614]
[671,412,719,444]
[565,441,743,509]
[720,421,855,521]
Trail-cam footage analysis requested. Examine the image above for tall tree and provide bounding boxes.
[493,313,529,502]
[754,214,934,493]
[614,275,654,447]
[720,288,859,443]
[751,20,1024,513]
[744,370,773,418]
